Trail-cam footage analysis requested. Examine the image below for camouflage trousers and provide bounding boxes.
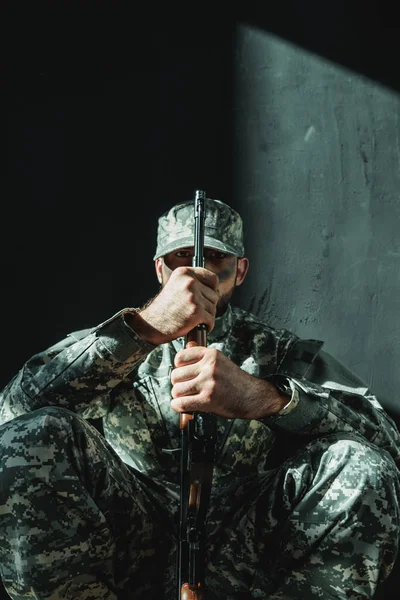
[0,407,399,600]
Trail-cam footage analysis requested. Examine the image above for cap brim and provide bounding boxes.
[153,235,242,260]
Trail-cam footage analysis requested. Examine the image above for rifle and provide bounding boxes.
[177,190,217,600]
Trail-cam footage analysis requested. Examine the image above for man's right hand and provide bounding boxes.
[126,266,219,345]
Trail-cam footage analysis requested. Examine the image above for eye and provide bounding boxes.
[175,250,191,258]
[207,251,227,260]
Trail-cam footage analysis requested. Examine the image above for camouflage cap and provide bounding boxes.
[153,197,245,260]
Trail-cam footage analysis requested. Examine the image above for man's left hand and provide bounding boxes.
[170,346,288,419]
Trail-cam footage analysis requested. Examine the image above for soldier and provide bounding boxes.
[0,198,399,600]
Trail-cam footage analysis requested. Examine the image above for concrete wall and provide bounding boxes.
[233,26,400,417]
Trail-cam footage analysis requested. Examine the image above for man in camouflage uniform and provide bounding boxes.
[0,198,399,600]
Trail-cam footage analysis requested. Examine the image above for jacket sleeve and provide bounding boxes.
[0,309,156,425]
[262,331,400,468]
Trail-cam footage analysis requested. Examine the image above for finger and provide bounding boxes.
[197,278,219,303]
[191,295,217,332]
[174,347,206,367]
[192,267,219,291]
[170,395,210,413]
[171,378,201,399]
[170,363,200,385]
[197,297,217,324]
[186,340,199,348]
[197,307,216,333]
[198,287,219,314]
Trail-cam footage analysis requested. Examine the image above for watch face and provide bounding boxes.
[275,375,291,395]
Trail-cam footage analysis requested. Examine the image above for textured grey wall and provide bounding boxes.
[233,26,400,417]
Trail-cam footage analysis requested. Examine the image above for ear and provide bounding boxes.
[235,257,249,286]
[155,258,163,284]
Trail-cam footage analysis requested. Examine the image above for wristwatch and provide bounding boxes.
[273,374,300,416]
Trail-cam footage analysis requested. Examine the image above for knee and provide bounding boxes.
[0,407,88,490]
[286,436,400,587]
[322,436,397,492]
[0,406,83,448]
[293,435,400,527]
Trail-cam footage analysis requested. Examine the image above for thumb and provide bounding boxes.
[186,340,200,348]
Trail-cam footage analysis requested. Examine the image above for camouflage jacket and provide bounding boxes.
[1,304,399,508]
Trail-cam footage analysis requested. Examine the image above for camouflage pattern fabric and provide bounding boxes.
[0,304,399,599]
[0,407,173,600]
[153,198,245,260]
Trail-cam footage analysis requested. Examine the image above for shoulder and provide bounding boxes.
[230,305,290,339]
[230,306,325,371]
[66,327,96,342]
[229,306,296,358]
